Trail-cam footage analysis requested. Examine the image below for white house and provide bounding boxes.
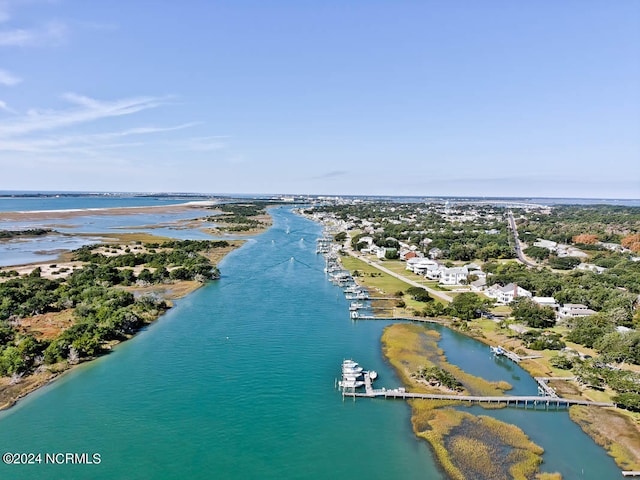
[558,304,596,319]
[576,263,607,274]
[406,258,439,275]
[485,283,532,304]
[439,266,468,286]
[533,239,557,251]
[532,296,559,310]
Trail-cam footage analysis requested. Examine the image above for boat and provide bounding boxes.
[349,302,365,311]
[342,360,364,375]
[369,370,378,380]
[343,365,364,375]
[338,379,365,389]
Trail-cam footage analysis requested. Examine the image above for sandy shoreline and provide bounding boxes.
[0,202,213,222]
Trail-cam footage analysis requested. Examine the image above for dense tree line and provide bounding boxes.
[315,202,514,262]
[514,205,640,244]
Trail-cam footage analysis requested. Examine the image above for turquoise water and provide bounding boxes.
[0,204,623,479]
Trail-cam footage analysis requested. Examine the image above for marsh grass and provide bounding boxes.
[383,323,545,479]
[569,406,640,470]
[535,473,563,480]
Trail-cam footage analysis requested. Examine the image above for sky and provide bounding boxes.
[0,0,639,198]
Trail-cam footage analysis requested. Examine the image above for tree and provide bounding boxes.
[548,256,581,270]
[523,246,550,261]
[511,297,556,328]
[384,248,399,260]
[572,234,598,245]
[566,314,615,348]
[333,232,347,243]
[405,286,433,303]
[613,392,640,412]
[448,293,488,320]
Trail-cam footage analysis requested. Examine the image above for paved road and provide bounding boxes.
[507,210,537,268]
[346,250,453,303]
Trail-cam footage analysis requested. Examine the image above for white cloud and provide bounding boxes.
[0,67,20,85]
[0,122,198,154]
[0,99,16,113]
[0,93,168,137]
[0,20,67,47]
[184,135,228,151]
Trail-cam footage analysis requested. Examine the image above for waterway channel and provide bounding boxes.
[0,204,622,479]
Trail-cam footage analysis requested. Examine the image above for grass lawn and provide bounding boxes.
[340,256,413,294]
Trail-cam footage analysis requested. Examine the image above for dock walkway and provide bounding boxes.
[342,389,615,408]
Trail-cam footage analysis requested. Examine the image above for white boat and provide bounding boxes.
[349,302,365,311]
[343,365,364,375]
[369,370,378,380]
[342,372,363,381]
[342,360,364,375]
[339,379,364,389]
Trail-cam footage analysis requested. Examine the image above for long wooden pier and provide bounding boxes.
[343,388,614,408]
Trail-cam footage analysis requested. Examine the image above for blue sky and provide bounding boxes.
[1,1,638,198]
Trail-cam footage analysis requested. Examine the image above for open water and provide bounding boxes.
[0,200,623,479]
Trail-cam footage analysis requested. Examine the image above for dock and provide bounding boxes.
[338,361,613,408]
[491,345,543,363]
[341,389,615,408]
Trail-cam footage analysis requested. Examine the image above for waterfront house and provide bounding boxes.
[485,283,532,304]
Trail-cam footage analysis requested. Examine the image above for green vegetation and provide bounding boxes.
[511,297,556,328]
[204,201,275,232]
[523,245,550,260]
[0,228,54,239]
[519,331,565,350]
[0,240,227,377]
[412,366,463,391]
[448,292,490,321]
[333,231,347,243]
[405,286,434,303]
[382,323,544,479]
[515,205,640,244]
[311,202,515,262]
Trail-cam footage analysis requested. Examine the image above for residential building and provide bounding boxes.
[558,304,597,319]
[439,266,468,286]
[485,283,532,304]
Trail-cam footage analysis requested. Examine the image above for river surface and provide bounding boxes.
[0,200,622,479]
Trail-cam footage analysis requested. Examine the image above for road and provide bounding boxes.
[507,210,537,268]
